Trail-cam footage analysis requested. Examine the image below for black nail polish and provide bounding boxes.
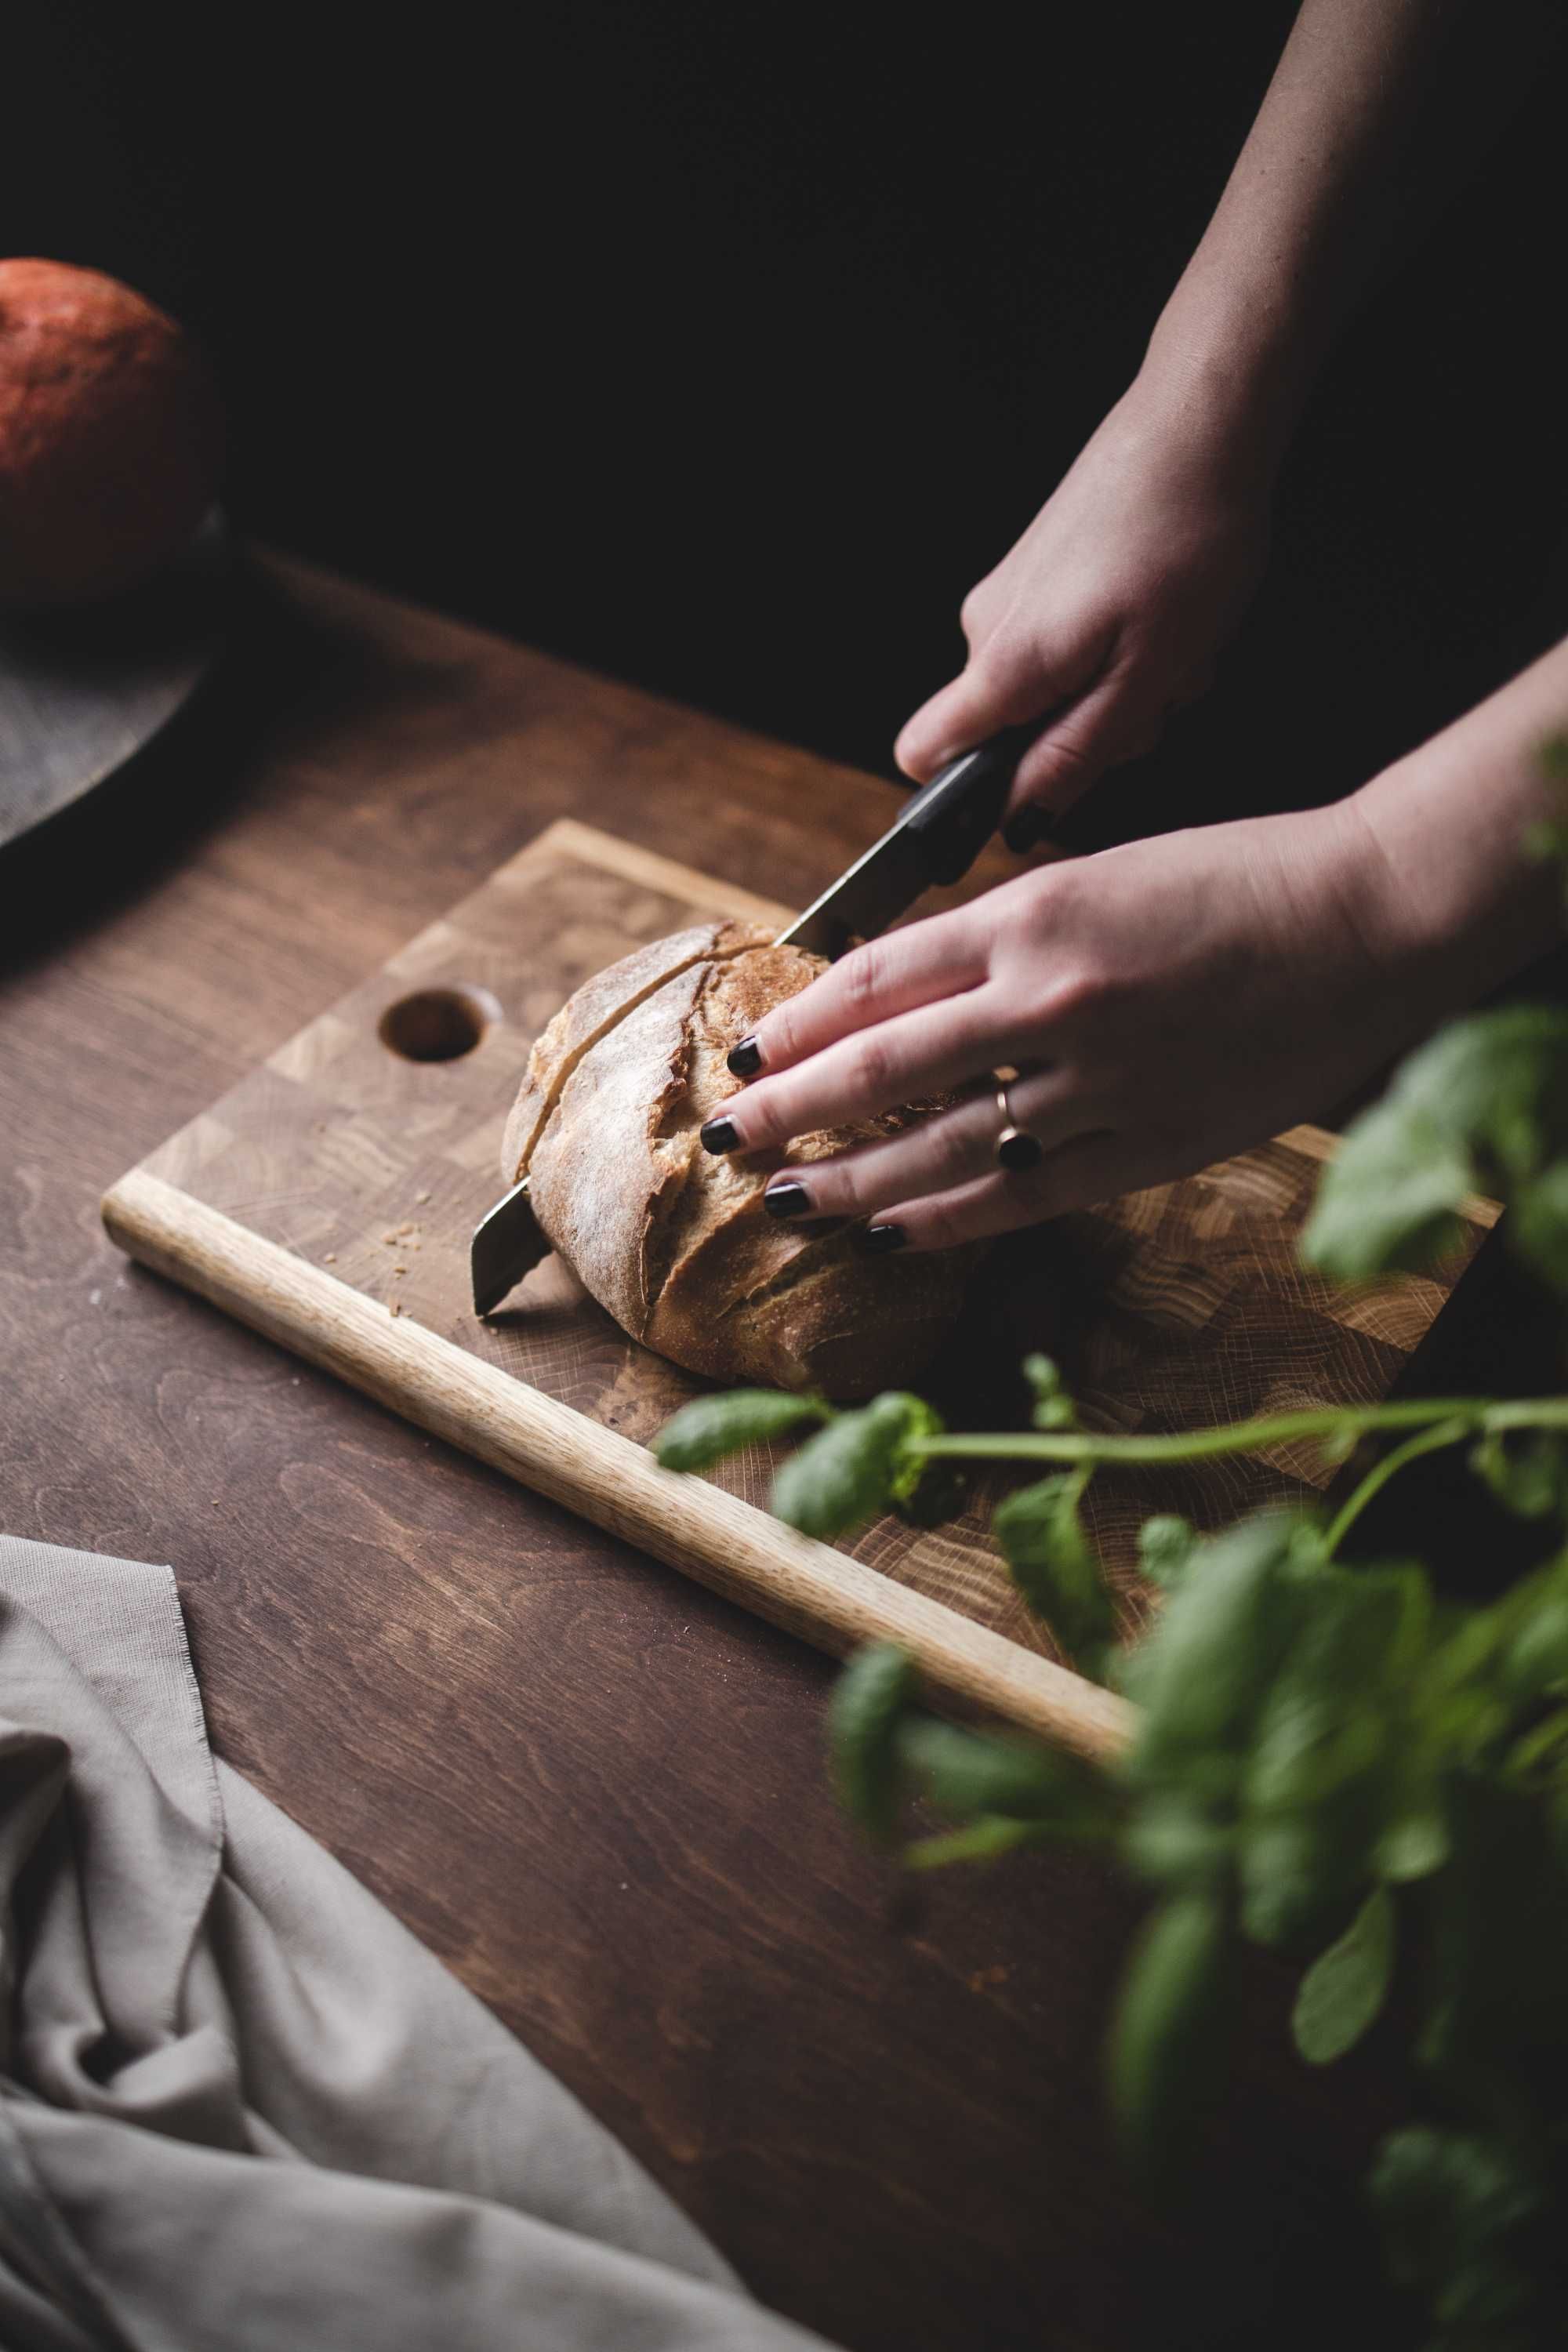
[1003,807,1053,855]
[858,1221,907,1254]
[727,1035,763,1078]
[763,1180,811,1219]
[700,1117,740,1155]
[997,1129,1044,1172]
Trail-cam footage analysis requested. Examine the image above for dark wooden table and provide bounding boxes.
[2,549,1438,2350]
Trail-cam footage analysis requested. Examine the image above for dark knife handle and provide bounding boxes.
[901,719,1042,887]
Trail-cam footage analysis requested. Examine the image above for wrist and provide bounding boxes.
[1134,281,1308,493]
[1343,741,1566,1017]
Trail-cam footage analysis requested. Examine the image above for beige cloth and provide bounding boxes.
[0,1537,831,2351]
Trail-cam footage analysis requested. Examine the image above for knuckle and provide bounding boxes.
[1014,958,1105,1033]
[967,636,1022,697]
[1037,730,1097,780]
[838,938,891,1018]
[928,1109,985,1185]
[847,1031,898,1102]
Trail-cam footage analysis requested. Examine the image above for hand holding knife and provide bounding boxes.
[471,724,1043,1314]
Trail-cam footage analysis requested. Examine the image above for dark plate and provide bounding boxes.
[0,506,231,849]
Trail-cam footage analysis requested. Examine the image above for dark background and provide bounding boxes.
[10,2,1566,848]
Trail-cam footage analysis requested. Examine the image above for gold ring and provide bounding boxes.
[993,1071,1043,1173]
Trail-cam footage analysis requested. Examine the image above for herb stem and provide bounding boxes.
[1321,1417,1474,1557]
[911,1396,1568,1470]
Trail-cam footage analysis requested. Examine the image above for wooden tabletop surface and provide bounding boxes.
[2,548,1439,2350]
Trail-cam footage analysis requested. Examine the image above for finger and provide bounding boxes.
[757,1069,1085,1222]
[741,913,988,1079]
[709,988,1033,1155]
[862,1129,1130,1253]
[1004,663,1152,824]
[894,640,1073,784]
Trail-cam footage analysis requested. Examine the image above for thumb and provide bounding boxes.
[895,649,1058,782]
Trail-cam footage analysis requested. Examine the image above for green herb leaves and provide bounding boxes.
[650,936,1568,2350]
[652,1388,829,1470]
[1109,1892,1234,2187]
[654,1385,950,1541]
[828,1642,916,1846]
[992,1469,1114,1677]
[1292,1885,1396,2064]
[827,1643,1118,1865]
[773,1393,938,1540]
[1304,1008,1568,1290]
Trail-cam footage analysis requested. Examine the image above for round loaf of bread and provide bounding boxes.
[500,921,985,1396]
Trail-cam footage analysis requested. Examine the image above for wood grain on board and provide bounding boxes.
[103,815,1495,1737]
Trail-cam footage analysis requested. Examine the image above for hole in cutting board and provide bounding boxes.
[378,984,503,1062]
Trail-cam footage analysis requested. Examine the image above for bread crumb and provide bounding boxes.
[390,1300,403,1316]
[396,1221,416,1236]
[394,1263,407,1276]
[324,1252,337,1264]
[382,1230,398,1244]
[415,1189,431,1205]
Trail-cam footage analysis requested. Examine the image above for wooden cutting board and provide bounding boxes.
[101,818,1494,1757]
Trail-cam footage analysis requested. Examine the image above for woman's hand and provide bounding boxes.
[895,382,1274,844]
[704,800,1428,1251]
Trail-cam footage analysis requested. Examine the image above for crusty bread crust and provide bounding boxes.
[503,926,985,1396]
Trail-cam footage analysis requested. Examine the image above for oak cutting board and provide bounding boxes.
[102,817,1495,1757]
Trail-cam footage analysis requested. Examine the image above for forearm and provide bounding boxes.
[1347,636,1568,1016]
[1135,0,1552,477]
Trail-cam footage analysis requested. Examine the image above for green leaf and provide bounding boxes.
[1126,1513,1305,1783]
[992,1470,1115,1674]
[1120,1797,1236,1891]
[1022,1352,1077,1429]
[1243,1570,1413,1813]
[891,1461,971,1529]
[827,1643,916,1844]
[1375,1806,1449,1883]
[1511,1162,1568,1295]
[653,1388,828,1471]
[1108,1892,1235,2188]
[884,1397,946,1506]
[1468,1428,1568,1521]
[1292,1884,1396,2064]
[1501,1598,1568,1708]
[1137,1515,1199,1591]
[1301,1094,1473,1281]
[771,1392,923,1540]
[1369,2125,1546,2335]
[1303,1007,1568,1283]
[1540,732,1568,782]
[897,1717,1112,1829]
[1239,1567,1419,1945]
[904,1817,1049,1871]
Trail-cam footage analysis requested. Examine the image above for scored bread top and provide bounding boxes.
[501,920,762,1188]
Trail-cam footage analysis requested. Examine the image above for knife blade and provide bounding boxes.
[470,719,1040,1313]
[775,718,1040,960]
[470,1174,551,1318]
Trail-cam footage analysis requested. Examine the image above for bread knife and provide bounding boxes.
[470,720,1039,1314]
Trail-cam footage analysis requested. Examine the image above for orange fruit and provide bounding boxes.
[0,258,224,610]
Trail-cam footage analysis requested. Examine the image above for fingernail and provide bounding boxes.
[700,1117,741,1155]
[763,1179,811,1219]
[1003,807,1053,855]
[858,1221,907,1254]
[727,1035,764,1078]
